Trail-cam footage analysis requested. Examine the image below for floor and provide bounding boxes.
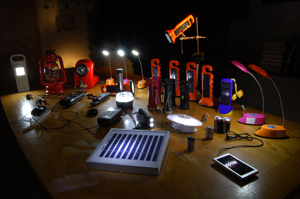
[1,100,48,199]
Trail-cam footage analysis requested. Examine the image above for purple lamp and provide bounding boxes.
[231,60,265,125]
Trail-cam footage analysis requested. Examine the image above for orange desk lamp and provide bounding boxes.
[102,50,114,85]
[165,15,195,44]
[169,60,180,97]
[132,50,146,89]
[248,64,286,138]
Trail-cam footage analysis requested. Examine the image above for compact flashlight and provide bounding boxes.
[136,108,154,128]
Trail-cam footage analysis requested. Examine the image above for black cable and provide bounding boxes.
[217,131,264,157]
[32,111,99,131]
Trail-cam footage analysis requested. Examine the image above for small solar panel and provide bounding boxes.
[188,70,194,93]
[203,74,210,98]
[171,68,178,89]
[174,20,190,36]
[86,128,170,175]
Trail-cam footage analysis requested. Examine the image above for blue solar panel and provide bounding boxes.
[140,135,153,161]
[105,134,122,158]
[109,134,127,158]
[99,133,117,157]
[87,129,170,175]
[116,134,132,158]
[146,136,158,161]
[122,134,137,159]
[128,135,143,160]
[134,135,148,160]
[98,132,166,162]
[152,136,164,161]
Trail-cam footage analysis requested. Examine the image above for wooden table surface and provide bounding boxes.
[2,67,300,199]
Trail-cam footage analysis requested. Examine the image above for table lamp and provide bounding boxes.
[231,60,265,125]
[117,49,130,83]
[248,64,286,138]
[132,50,146,89]
[103,50,114,85]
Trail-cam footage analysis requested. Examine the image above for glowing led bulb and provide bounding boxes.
[118,50,124,57]
[102,50,109,56]
[132,50,139,56]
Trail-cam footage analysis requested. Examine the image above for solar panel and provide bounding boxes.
[86,128,170,175]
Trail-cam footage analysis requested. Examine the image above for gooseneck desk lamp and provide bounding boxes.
[248,64,286,138]
[231,60,265,125]
[117,50,129,84]
[103,50,114,85]
[132,50,146,89]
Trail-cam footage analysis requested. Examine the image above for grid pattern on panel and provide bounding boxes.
[99,133,165,162]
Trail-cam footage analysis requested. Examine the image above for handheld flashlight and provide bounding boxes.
[136,108,154,128]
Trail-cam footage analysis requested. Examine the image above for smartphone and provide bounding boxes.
[213,153,258,180]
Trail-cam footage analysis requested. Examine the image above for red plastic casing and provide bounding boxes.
[74,59,99,89]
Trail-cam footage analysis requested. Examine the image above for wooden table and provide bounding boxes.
[2,67,300,199]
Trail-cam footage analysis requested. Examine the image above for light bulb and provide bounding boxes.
[117,50,124,57]
[132,50,139,56]
[102,50,109,56]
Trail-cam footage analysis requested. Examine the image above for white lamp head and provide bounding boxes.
[102,50,109,56]
[117,50,125,57]
[132,50,139,56]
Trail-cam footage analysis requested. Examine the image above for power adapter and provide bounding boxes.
[97,108,122,127]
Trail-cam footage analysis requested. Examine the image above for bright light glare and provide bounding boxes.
[108,107,114,111]
[117,50,124,57]
[22,101,32,115]
[15,67,25,76]
[150,123,154,128]
[132,50,139,56]
[102,50,109,56]
[116,91,134,102]
[149,118,154,123]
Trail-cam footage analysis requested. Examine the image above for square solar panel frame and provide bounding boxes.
[86,128,170,175]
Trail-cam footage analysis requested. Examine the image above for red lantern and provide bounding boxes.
[39,49,67,94]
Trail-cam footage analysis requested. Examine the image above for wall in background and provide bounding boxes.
[227,0,300,123]
[34,0,133,74]
[35,0,92,69]
[0,0,43,95]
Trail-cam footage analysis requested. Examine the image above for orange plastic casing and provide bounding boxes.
[248,64,271,79]
[151,58,161,78]
[255,124,286,138]
[199,65,215,107]
[169,60,180,97]
[165,15,195,44]
[186,62,199,101]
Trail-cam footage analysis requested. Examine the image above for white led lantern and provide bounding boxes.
[10,54,30,92]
